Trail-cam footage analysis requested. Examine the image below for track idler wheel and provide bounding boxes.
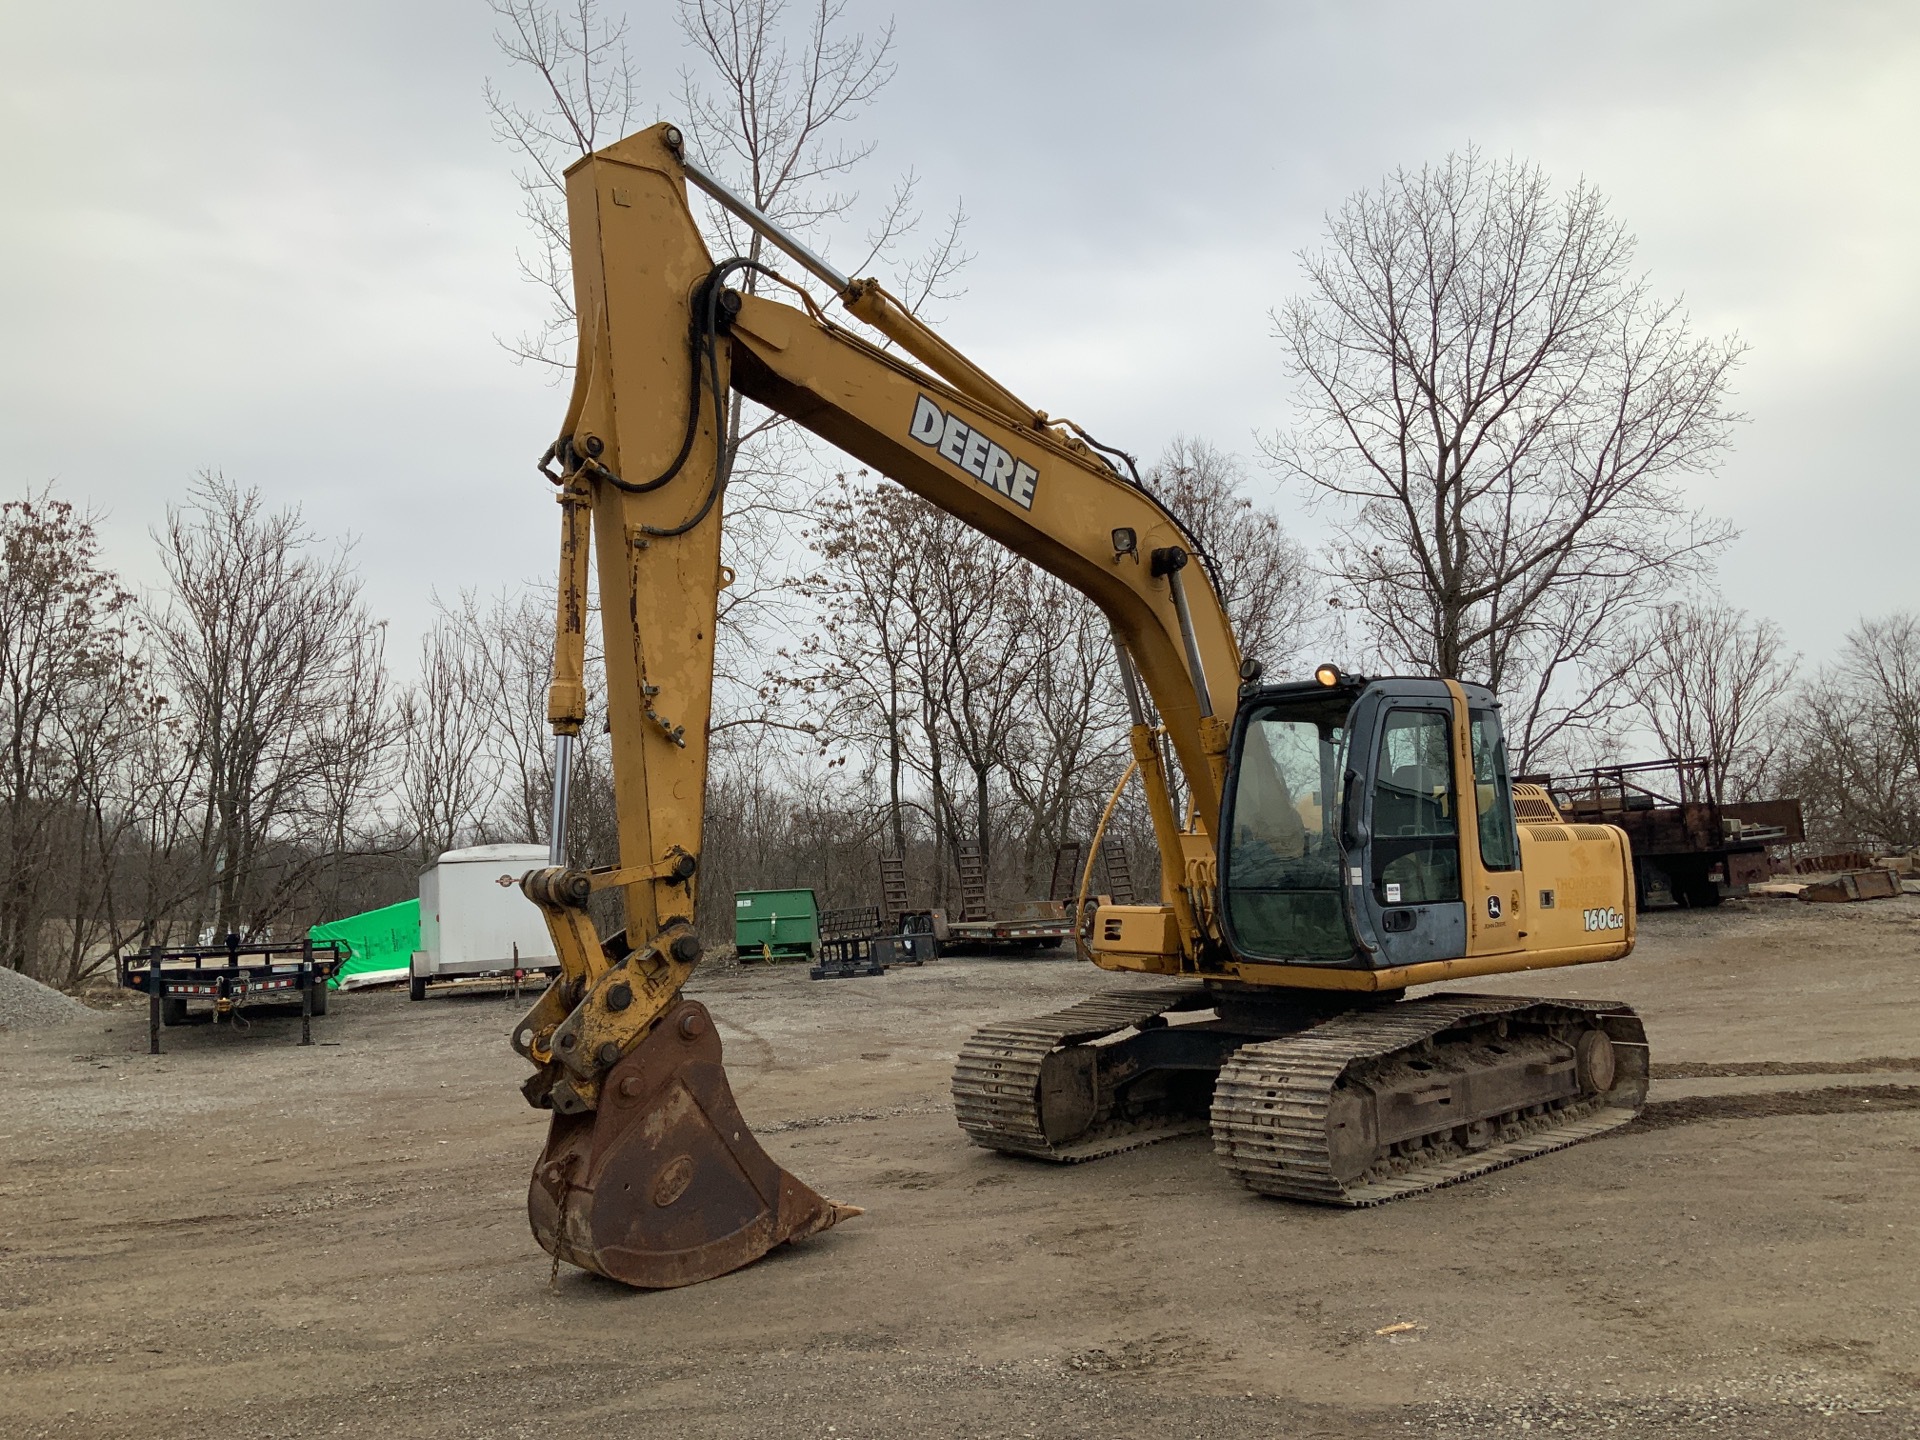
[527,998,859,1288]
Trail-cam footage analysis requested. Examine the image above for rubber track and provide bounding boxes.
[1211,994,1646,1206]
[952,985,1208,1161]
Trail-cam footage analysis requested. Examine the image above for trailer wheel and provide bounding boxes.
[1663,859,1722,909]
[1684,874,1723,908]
[160,996,189,1026]
[409,973,428,1002]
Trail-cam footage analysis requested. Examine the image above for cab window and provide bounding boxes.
[1371,709,1460,906]
[1469,709,1520,872]
[1222,696,1352,960]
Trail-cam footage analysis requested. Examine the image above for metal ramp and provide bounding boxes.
[955,842,990,922]
[880,854,910,917]
[1047,842,1083,902]
[1102,839,1136,904]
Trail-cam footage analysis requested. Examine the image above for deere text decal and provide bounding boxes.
[908,395,1038,509]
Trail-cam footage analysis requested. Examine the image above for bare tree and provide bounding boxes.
[1638,598,1798,802]
[675,0,972,327]
[399,614,495,862]
[793,473,929,856]
[675,0,969,736]
[926,524,1043,877]
[118,686,202,950]
[792,480,977,900]
[437,588,557,845]
[676,0,893,256]
[151,474,394,937]
[1486,572,1652,771]
[59,681,177,985]
[484,0,640,370]
[1264,147,1743,768]
[998,577,1131,891]
[487,0,971,749]
[485,0,963,368]
[427,586,622,870]
[1145,436,1321,680]
[308,619,397,920]
[1785,614,1920,849]
[0,490,144,977]
[799,475,1142,906]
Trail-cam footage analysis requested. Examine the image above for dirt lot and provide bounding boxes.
[2,897,1918,1439]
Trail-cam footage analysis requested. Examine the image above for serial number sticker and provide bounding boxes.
[1582,907,1625,932]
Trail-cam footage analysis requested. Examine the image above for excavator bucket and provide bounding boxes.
[527,999,859,1288]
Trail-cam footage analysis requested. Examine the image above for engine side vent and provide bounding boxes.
[1512,783,1562,823]
[1526,825,1570,842]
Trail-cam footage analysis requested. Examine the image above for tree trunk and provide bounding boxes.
[974,762,991,880]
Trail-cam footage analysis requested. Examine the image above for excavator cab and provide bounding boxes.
[1219,671,1524,973]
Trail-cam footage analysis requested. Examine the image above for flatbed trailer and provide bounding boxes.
[938,900,1077,949]
[881,840,1126,955]
[932,840,1089,952]
[1537,759,1805,908]
[118,936,343,1053]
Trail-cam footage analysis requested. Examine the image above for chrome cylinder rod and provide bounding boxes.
[674,139,852,295]
[1164,567,1214,719]
[1112,628,1149,727]
[547,732,575,868]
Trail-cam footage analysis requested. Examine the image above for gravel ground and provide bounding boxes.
[0,895,1916,1438]
[0,964,92,1030]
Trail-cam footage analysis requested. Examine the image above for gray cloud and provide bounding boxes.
[2,0,1913,666]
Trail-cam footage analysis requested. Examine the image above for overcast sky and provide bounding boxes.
[3,1,1915,675]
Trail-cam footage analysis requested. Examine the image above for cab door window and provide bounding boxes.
[1469,709,1520,872]
[1372,710,1460,905]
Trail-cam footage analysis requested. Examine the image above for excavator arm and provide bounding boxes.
[511,122,1245,1287]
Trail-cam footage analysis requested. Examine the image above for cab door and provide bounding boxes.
[1352,691,1468,968]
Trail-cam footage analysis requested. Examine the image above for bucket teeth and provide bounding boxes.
[527,997,855,1288]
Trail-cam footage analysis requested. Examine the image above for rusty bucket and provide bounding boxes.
[527,998,859,1288]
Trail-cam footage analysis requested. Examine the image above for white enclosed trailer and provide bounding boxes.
[410,844,557,1000]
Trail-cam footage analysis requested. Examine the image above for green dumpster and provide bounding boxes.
[733,888,819,962]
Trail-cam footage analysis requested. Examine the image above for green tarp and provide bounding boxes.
[311,898,420,990]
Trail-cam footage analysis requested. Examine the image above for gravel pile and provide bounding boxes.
[0,964,93,1030]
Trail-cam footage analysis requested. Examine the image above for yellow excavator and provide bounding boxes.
[511,123,1647,1289]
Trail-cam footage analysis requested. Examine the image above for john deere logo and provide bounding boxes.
[909,395,1039,509]
[652,1154,695,1207]
[1486,895,1503,920]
